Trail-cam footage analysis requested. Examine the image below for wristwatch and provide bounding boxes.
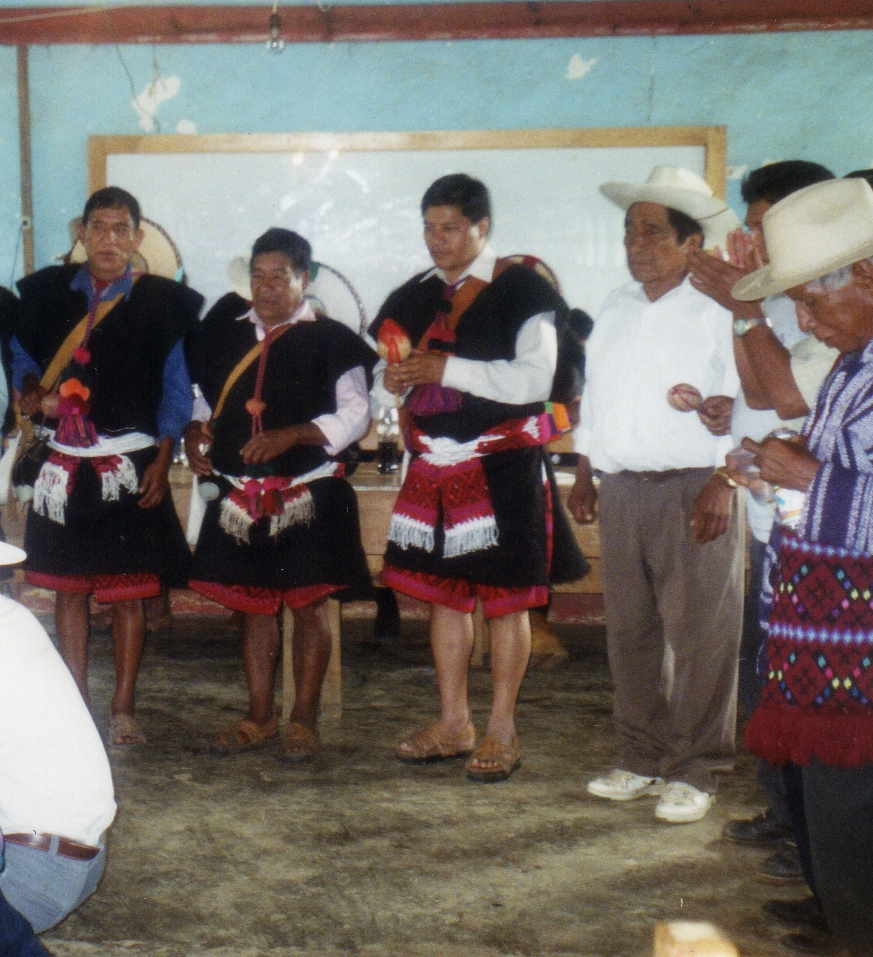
[733,316,765,337]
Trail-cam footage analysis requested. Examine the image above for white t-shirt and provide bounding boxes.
[0,597,116,845]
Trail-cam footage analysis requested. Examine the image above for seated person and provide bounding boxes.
[0,542,115,934]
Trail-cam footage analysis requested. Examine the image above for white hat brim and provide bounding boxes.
[0,542,26,566]
[733,236,873,301]
[600,182,732,222]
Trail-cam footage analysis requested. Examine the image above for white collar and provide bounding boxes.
[237,298,316,340]
[420,244,497,286]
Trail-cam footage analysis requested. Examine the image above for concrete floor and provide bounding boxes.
[29,599,804,957]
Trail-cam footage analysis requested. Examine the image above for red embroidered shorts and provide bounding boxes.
[380,565,547,618]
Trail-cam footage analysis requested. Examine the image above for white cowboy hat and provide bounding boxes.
[732,178,873,301]
[0,541,26,566]
[600,165,740,250]
[68,217,185,281]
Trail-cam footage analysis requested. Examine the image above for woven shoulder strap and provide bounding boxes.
[211,321,295,424]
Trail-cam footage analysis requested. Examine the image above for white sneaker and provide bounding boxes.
[654,782,714,823]
[587,769,666,801]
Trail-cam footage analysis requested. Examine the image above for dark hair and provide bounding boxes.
[845,169,873,190]
[82,187,141,230]
[666,207,704,244]
[250,228,311,274]
[421,174,491,224]
[741,161,834,206]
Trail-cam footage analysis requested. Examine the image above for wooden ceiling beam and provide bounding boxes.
[0,0,872,45]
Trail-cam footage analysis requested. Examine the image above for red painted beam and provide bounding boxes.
[0,0,871,45]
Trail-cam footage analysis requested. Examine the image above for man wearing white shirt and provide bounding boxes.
[184,228,377,762]
[569,167,743,823]
[0,542,115,934]
[373,174,586,782]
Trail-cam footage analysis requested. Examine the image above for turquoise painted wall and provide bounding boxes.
[1,28,871,283]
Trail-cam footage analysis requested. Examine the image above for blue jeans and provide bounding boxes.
[0,839,107,933]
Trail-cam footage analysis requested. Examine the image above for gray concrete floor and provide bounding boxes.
[34,606,802,957]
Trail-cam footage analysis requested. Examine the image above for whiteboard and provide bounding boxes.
[90,128,727,326]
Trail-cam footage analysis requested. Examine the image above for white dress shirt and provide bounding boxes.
[371,245,558,409]
[0,597,116,845]
[575,276,738,473]
[193,299,370,457]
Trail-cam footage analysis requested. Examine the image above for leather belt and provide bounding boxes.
[4,832,101,862]
[619,467,707,483]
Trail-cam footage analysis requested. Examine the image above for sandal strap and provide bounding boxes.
[399,721,475,759]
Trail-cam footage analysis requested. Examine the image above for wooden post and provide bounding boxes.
[16,45,34,276]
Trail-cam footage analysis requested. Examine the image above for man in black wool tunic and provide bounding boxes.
[371,174,586,782]
[15,187,202,746]
[185,228,376,761]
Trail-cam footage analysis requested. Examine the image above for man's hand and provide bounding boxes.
[688,249,762,317]
[690,473,734,544]
[139,440,173,509]
[240,427,300,466]
[568,456,598,524]
[183,422,213,477]
[19,376,48,418]
[383,350,448,395]
[741,435,820,492]
[726,227,765,273]
[697,395,734,436]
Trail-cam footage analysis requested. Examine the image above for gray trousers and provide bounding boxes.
[598,469,744,793]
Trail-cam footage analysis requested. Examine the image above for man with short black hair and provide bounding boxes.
[13,186,202,745]
[373,173,585,782]
[570,166,743,823]
[185,227,376,762]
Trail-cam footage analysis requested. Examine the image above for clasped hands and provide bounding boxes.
[383,350,448,395]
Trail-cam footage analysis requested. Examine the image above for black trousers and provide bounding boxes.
[786,760,873,954]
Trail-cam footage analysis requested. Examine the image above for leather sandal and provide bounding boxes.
[212,716,279,755]
[395,720,476,764]
[280,722,320,763]
[465,735,521,782]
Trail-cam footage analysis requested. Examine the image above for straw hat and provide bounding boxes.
[600,165,740,250]
[68,217,184,281]
[732,178,873,301]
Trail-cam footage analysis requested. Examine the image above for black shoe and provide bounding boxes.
[763,897,828,932]
[759,846,805,885]
[779,929,838,955]
[722,810,794,846]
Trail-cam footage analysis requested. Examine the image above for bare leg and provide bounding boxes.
[241,612,281,726]
[288,598,332,730]
[55,591,90,704]
[468,609,531,772]
[110,598,146,718]
[395,603,474,753]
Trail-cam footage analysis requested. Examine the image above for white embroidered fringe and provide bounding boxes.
[388,513,435,553]
[33,460,72,525]
[269,490,314,538]
[444,516,499,558]
[219,497,254,544]
[100,455,139,502]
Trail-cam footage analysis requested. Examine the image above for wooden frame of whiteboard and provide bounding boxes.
[89,126,727,198]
